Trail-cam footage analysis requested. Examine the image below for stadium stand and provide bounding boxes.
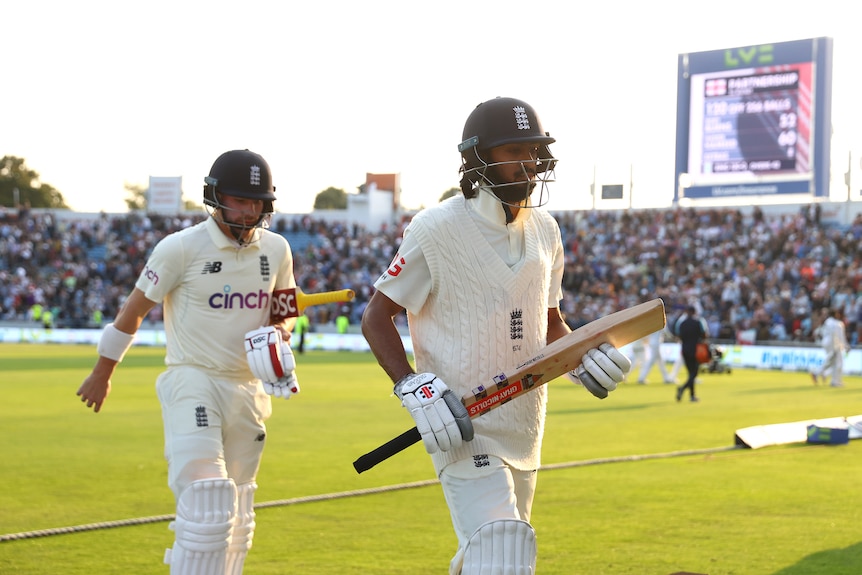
[2,204,861,346]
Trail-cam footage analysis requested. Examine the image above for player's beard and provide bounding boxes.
[484,163,536,206]
[494,180,536,206]
[219,208,260,244]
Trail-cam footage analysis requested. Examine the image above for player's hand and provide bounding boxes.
[394,373,474,454]
[244,327,299,399]
[263,343,299,399]
[567,343,631,399]
[77,372,112,413]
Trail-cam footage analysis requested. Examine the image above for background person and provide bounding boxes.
[667,309,688,384]
[361,97,631,575]
[76,149,298,575]
[295,312,310,354]
[637,328,673,384]
[811,308,849,387]
[676,305,707,402]
[336,307,350,334]
[627,335,647,384]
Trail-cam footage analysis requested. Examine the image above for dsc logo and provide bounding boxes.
[270,288,299,321]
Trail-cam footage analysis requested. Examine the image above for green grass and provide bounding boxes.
[1,343,861,574]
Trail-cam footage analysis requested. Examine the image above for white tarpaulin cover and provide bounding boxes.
[735,415,862,449]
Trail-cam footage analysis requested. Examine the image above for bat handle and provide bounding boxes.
[353,426,421,473]
[300,289,355,312]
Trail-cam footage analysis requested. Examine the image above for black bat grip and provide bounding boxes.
[353,426,422,473]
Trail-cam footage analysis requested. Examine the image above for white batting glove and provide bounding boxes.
[263,345,300,400]
[244,326,300,399]
[566,343,632,399]
[394,373,474,455]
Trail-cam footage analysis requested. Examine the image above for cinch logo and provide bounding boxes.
[142,265,159,285]
[208,286,273,310]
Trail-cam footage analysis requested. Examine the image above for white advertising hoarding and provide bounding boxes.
[148,176,183,214]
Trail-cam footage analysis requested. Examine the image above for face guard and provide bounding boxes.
[203,149,276,242]
[459,141,557,209]
[204,188,274,241]
[458,97,557,209]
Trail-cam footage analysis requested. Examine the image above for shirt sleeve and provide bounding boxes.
[135,234,183,304]
[373,230,432,315]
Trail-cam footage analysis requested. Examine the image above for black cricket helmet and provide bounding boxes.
[203,149,275,230]
[458,97,557,205]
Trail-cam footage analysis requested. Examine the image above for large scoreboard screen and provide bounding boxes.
[675,38,832,201]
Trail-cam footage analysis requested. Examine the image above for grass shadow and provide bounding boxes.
[770,540,862,575]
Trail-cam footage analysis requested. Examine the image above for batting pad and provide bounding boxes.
[166,478,237,575]
[461,519,536,575]
[225,482,257,575]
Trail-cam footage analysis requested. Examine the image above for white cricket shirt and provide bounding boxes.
[135,217,295,378]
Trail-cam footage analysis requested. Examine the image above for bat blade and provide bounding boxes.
[352,298,666,474]
[271,288,355,320]
[464,298,665,417]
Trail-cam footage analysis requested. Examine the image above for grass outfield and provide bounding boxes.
[1,343,861,574]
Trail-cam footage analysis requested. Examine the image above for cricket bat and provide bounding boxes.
[352,298,665,473]
[271,287,355,320]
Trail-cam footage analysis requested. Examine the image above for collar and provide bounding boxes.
[467,186,533,227]
[205,216,262,250]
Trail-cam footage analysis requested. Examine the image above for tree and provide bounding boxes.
[124,182,147,211]
[183,197,203,212]
[313,186,347,210]
[0,156,68,208]
[439,187,460,203]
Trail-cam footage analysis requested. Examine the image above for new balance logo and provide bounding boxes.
[202,261,223,274]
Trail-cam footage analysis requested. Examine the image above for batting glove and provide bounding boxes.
[264,345,300,400]
[244,326,300,399]
[566,343,632,399]
[394,373,474,454]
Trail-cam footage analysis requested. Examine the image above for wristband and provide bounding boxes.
[97,323,135,362]
[392,372,418,398]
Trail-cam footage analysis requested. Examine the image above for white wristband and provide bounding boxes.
[97,323,135,362]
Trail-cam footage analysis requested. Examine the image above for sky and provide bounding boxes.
[4,0,860,215]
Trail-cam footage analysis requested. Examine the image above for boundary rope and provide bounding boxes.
[0,446,739,542]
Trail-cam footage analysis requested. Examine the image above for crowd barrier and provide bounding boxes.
[2,326,860,376]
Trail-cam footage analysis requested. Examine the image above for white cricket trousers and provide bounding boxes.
[156,365,272,497]
[440,455,537,575]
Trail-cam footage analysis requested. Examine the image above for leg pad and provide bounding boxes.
[461,519,537,575]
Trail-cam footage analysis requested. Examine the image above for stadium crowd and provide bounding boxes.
[2,204,862,346]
